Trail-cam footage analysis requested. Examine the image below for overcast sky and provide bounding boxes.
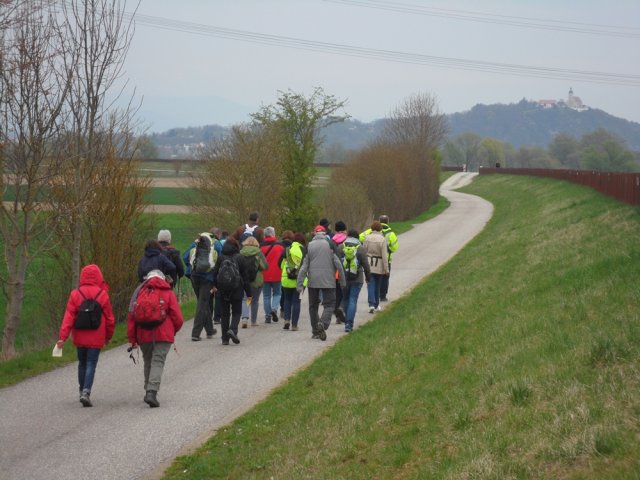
[122,0,640,132]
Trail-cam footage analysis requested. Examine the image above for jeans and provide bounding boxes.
[240,286,263,323]
[221,297,242,342]
[342,282,363,331]
[367,273,384,308]
[282,286,301,326]
[262,282,282,319]
[77,347,101,394]
[308,287,335,333]
[191,276,214,338]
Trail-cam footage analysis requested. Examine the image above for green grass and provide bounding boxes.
[161,175,640,479]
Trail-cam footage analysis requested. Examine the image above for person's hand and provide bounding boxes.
[211,287,217,294]
[56,340,64,349]
[246,297,252,304]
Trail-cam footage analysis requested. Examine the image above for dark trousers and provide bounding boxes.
[191,276,214,338]
[380,264,391,298]
[221,297,242,342]
[308,287,336,333]
[335,280,343,312]
[282,286,301,326]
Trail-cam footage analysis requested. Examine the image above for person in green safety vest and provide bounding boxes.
[359,215,398,302]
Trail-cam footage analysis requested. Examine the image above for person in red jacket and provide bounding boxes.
[260,226,285,324]
[57,264,115,407]
[127,270,183,408]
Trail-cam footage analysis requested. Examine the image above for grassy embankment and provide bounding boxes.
[161,174,640,479]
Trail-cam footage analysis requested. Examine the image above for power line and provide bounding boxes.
[128,12,640,87]
[324,0,640,39]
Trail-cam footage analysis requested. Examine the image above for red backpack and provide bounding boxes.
[133,285,167,329]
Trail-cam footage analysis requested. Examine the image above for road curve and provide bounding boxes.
[0,173,492,480]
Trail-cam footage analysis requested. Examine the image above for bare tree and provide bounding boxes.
[191,124,283,230]
[58,0,138,289]
[0,0,73,358]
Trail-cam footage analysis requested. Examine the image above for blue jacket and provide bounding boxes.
[182,235,222,283]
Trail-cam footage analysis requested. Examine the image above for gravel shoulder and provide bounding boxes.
[0,173,492,480]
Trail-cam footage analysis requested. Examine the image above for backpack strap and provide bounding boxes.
[77,287,103,301]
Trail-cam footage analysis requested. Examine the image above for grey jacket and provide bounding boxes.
[337,236,371,284]
[297,232,345,289]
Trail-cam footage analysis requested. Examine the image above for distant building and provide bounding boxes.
[537,99,557,108]
[537,88,589,112]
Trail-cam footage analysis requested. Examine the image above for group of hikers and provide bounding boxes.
[56,212,398,408]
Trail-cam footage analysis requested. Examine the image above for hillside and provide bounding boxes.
[148,101,640,158]
[448,99,640,150]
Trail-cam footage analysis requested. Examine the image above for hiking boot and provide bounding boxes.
[206,334,214,339]
[265,316,271,324]
[375,306,383,312]
[368,307,375,314]
[221,340,229,345]
[270,311,279,323]
[283,321,290,330]
[380,296,388,302]
[228,329,240,344]
[144,390,160,408]
[291,325,299,331]
[335,308,345,324]
[241,318,248,329]
[191,336,201,341]
[79,391,92,407]
[311,334,320,339]
[317,322,327,341]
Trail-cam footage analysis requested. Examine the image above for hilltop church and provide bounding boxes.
[537,88,589,112]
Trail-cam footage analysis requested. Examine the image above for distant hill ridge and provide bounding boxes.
[149,100,640,157]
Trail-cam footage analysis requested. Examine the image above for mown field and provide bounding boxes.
[160,175,640,479]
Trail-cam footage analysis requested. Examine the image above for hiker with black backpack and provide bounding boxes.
[157,229,185,290]
[127,270,184,408]
[211,236,252,345]
[182,232,221,341]
[57,264,115,407]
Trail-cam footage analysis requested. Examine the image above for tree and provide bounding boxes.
[548,133,579,168]
[191,124,283,230]
[452,132,483,170]
[252,87,349,232]
[58,0,137,289]
[478,137,506,167]
[581,140,636,172]
[0,0,73,358]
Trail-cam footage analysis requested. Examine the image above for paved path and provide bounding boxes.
[0,173,492,480]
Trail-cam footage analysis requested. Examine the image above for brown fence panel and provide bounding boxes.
[478,167,640,206]
[442,165,464,172]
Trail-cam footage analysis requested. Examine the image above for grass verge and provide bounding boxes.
[162,174,640,479]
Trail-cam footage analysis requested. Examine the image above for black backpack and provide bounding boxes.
[217,256,242,294]
[74,289,103,330]
[244,255,259,283]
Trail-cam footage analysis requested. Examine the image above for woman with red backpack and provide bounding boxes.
[127,270,183,408]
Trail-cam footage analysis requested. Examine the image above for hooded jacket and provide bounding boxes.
[363,230,389,275]
[240,244,268,289]
[59,264,115,349]
[137,247,176,283]
[126,276,183,345]
[260,236,285,283]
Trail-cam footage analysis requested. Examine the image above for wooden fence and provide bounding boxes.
[478,167,640,206]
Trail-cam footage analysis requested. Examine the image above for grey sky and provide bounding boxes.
[123,0,640,132]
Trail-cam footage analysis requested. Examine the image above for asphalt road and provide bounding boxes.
[0,172,492,480]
